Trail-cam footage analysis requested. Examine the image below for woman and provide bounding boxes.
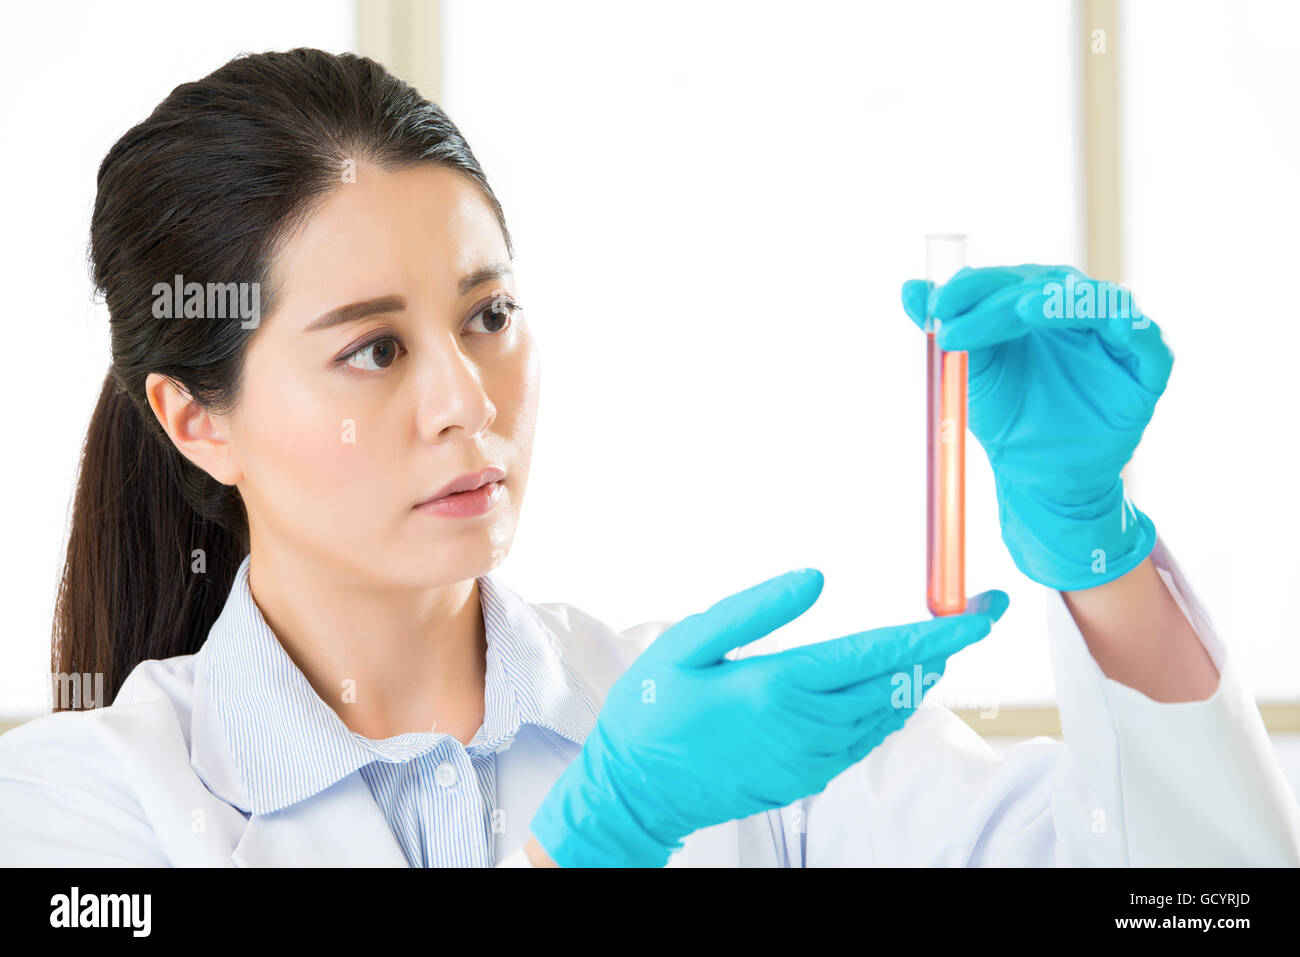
[1,49,1295,867]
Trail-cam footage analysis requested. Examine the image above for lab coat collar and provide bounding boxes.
[189,555,599,865]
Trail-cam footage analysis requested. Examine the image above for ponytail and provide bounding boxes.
[51,369,247,711]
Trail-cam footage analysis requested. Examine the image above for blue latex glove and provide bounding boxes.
[529,569,1009,867]
[902,265,1172,590]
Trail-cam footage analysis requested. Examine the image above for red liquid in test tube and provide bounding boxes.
[925,234,967,616]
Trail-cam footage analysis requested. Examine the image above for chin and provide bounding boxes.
[384,536,511,587]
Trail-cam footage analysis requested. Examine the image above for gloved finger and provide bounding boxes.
[657,568,825,668]
[932,280,1042,351]
[777,667,902,729]
[843,660,953,759]
[846,708,908,763]
[1104,319,1174,396]
[783,613,990,692]
[798,707,897,760]
[769,590,1007,691]
[788,653,952,729]
[777,678,911,762]
[900,279,932,330]
[930,266,1028,320]
[904,268,1023,329]
[963,589,1010,618]
[905,268,1070,332]
[933,265,1085,322]
[1013,283,1174,394]
[934,270,1094,351]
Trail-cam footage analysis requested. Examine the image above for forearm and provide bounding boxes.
[525,835,559,867]
[1060,554,1219,702]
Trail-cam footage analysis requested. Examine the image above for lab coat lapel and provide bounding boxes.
[191,631,409,867]
[230,772,409,867]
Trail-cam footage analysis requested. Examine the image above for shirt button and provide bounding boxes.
[434,761,458,788]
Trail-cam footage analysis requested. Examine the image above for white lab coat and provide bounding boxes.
[1,537,1297,867]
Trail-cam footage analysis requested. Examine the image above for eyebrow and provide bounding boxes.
[303,295,405,333]
[303,263,514,333]
[458,262,514,296]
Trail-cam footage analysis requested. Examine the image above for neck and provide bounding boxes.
[243,532,487,745]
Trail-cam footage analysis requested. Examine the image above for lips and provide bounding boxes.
[417,466,506,506]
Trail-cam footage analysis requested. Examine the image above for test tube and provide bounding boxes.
[925,234,967,616]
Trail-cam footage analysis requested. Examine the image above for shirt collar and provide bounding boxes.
[195,554,598,816]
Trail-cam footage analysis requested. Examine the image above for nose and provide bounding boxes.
[414,331,496,444]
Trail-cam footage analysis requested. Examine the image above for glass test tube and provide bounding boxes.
[925,234,967,616]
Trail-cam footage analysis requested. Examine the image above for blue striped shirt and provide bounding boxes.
[203,555,600,867]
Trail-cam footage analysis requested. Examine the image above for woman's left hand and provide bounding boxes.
[901,264,1173,591]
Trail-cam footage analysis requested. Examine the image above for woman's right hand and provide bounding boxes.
[528,568,1009,867]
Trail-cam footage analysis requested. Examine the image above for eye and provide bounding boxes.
[343,336,404,372]
[466,297,521,334]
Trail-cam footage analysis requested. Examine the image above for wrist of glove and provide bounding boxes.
[995,474,1157,590]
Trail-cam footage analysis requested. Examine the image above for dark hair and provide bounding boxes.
[53,48,513,711]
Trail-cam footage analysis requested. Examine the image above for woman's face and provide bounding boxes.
[221,162,538,589]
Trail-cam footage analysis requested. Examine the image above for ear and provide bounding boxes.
[144,372,243,485]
